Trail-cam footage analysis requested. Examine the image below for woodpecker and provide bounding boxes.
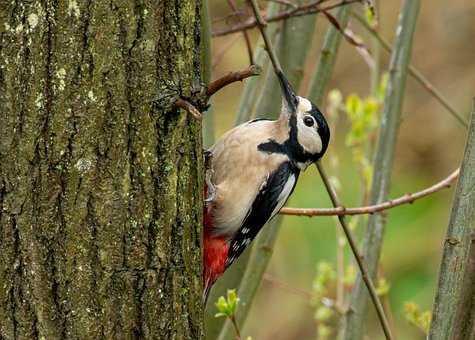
[203,72,330,302]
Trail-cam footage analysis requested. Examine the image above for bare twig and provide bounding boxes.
[175,98,202,120]
[266,0,299,9]
[321,9,374,68]
[352,12,469,129]
[247,0,285,75]
[176,66,261,122]
[207,65,262,97]
[230,316,241,340]
[227,0,255,65]
[263,274,312,299]
[213,0,362,37]
[212,11,245,24]
[263,274,347,314]
[280,168,459,217]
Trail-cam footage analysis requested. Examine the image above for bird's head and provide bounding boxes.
[277,72,330,164]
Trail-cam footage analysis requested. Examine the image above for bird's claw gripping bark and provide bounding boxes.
[204,150,216,203]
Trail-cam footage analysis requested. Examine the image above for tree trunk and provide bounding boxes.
[0,1,203,339]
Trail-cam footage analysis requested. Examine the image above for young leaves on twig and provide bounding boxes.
[215,290,245,340]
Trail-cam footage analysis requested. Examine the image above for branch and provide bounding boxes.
[280,168,459,217]
[206,65,262,97]
[175,66,261,121]
[213,0,361,37]
[175,98,202,120]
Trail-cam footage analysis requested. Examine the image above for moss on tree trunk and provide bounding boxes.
[0,1,203,339]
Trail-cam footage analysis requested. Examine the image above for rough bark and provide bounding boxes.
[429,107,475,340]
[453,232,475,340]
[0,1,203,339]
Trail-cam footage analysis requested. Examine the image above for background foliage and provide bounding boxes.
[208,1,474,339]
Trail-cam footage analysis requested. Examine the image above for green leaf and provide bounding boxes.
[345,94,363,119]
[315,306,333,322]
[377,72,389,102]
[376,277,390,296]
[215,296,229,315]
[214,289,241,320]
[365,5,377,28]
[404,301,432,335]
[226,289,239,314]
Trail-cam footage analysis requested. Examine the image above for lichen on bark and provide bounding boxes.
[0,1,204,339]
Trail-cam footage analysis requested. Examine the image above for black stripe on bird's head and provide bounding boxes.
[274,70,330,166]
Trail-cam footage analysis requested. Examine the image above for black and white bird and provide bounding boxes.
[203,73,330,302]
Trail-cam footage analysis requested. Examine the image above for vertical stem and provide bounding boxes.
[201,0,215,147]
[429,105,475,340]
[369,0,380,95]
[341,1,420,339]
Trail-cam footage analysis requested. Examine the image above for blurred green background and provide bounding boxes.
[207,1,475,339]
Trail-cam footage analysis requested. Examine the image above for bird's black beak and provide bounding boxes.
[276,71,298,114]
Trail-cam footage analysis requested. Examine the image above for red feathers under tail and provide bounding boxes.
[203,230,229,304]
[203,186,229,304]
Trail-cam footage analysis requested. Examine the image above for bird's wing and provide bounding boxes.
[225,161,299,268]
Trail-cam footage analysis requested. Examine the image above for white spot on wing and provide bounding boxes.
[241,227,249,234]
[271,174,296,218]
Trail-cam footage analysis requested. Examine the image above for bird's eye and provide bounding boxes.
[303,116,314,127]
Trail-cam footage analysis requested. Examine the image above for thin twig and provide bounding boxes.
[213,0,361,37]
[246,0,392,337]
[212,11,245,24]
[316,163,393,340]
[207,65,262,97]
[321,9,374,68]
[352,12,469,129]
[175,98,202,120]
[227,0,255,65]
[266,0,299,9]
[280,168,459,217]
[230,316,241,340]
[247,0,285,75]
[263,274,347,314]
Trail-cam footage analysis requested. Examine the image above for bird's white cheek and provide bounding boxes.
[297,122,323,154]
